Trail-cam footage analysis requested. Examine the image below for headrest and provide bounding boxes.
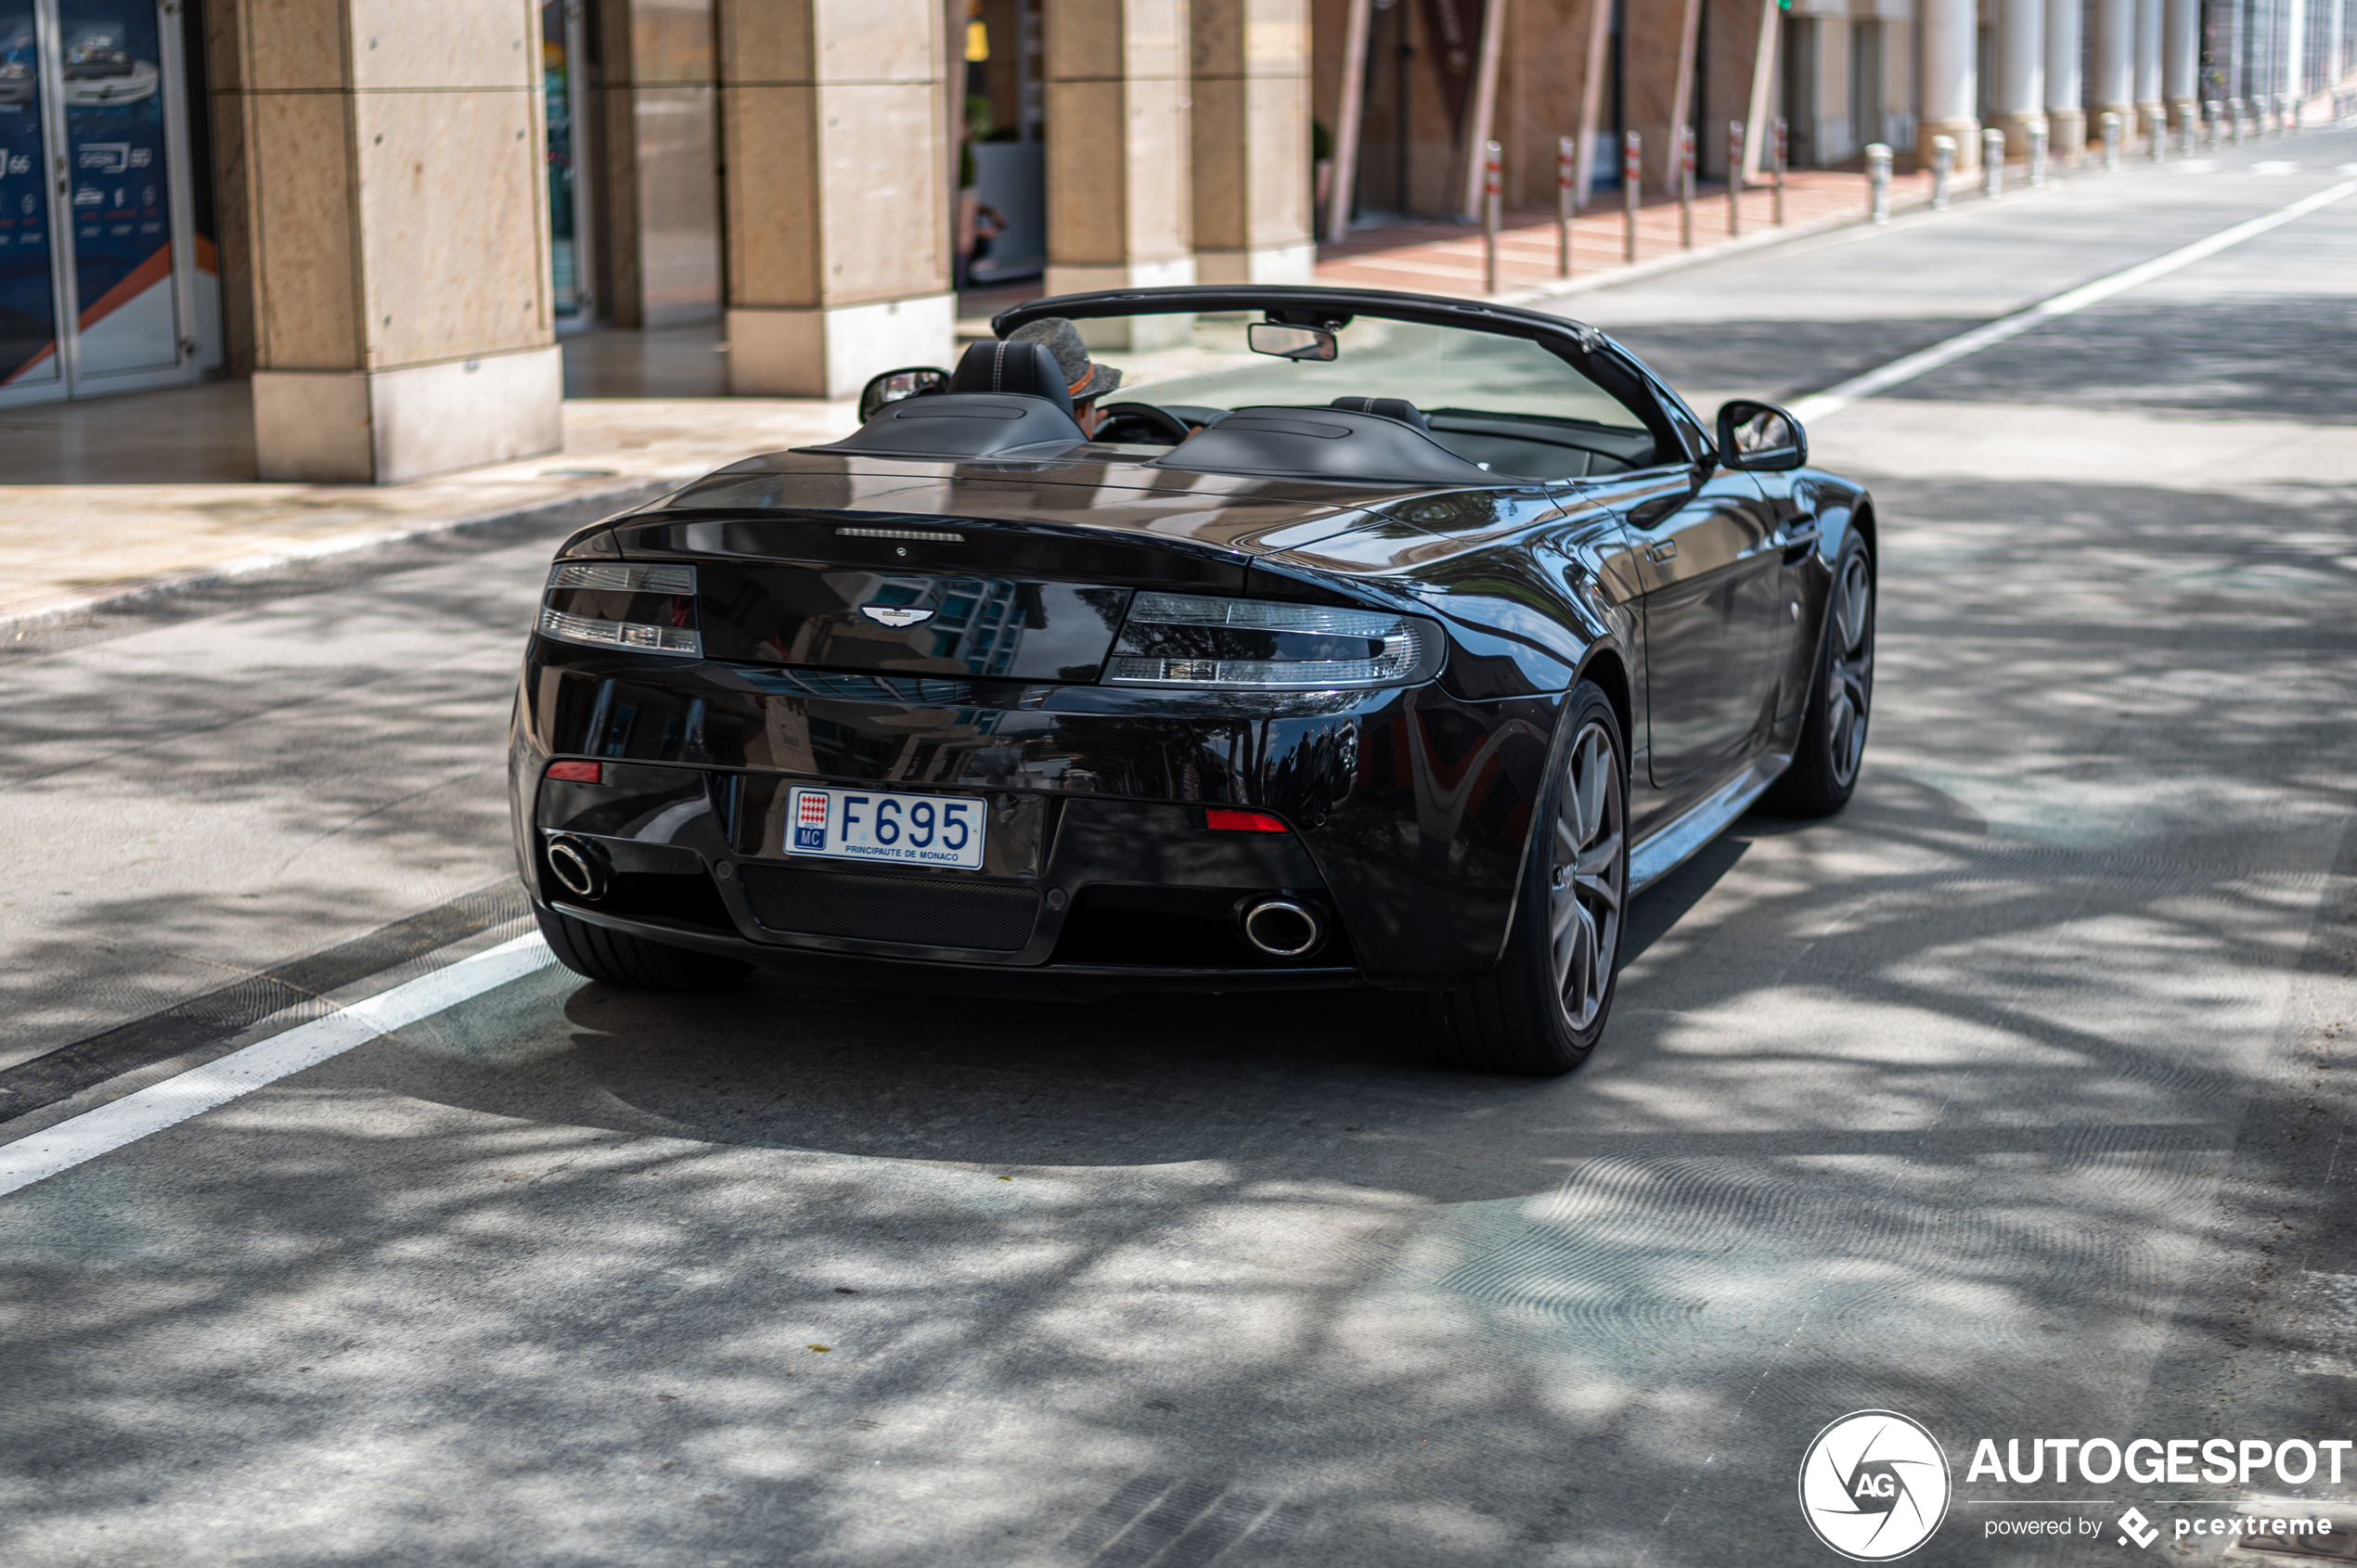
[950,341,1075,416]
[1328,396,1430,431]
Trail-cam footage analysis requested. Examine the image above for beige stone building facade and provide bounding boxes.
[0,0,2346,483]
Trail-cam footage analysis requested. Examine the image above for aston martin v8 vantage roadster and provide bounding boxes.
[509,286,1875,1073]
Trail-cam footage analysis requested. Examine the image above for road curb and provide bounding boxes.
[0,473,687,633]
[1490,174,2087,313]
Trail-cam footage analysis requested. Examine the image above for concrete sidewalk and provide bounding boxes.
[0,390,856,626]
[1316,166,1929,297]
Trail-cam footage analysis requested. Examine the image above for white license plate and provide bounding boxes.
[786,786,987,870]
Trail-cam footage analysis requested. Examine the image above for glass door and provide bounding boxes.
[542,0,594,327]
[0,0,62,393]
[0,0,198,406]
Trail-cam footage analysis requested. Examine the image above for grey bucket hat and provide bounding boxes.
[1007,316,1123,404]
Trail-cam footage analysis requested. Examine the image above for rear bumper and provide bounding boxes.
[509,639,1561,985]
[541,897,1366,997]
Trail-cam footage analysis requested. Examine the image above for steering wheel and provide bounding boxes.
[1091,401,1193,445]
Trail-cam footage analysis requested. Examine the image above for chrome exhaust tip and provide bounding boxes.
[546,836,607,901]
[1241,897,1324,959]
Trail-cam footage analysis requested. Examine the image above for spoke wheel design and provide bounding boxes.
[1546,719,1626,1035]
[1823,551,1874,789]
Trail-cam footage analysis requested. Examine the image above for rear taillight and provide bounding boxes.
[1206,807,1290,832]
[546,760,602,783]
[1105,592,1442,690]
[537,562,701,656]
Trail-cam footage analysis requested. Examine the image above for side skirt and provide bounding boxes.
[1627,752,1790,894]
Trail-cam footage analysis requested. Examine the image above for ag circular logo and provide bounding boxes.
[1798,1409,1952,1561]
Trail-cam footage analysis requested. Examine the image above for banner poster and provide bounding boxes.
[60,0,176,377]
[1418,0,1483,135]
[0,3,58,387]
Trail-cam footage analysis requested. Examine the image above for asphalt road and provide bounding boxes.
[5,136,2357,1568]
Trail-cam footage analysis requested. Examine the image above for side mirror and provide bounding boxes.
[857,366,951,423]
[1715,399,1807,471]
[1247,321,1339,362]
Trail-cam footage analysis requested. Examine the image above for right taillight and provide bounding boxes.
[1104,592,1443,691]
[537,562,701,656]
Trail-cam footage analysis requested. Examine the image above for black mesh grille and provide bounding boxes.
[739,863,1041,952]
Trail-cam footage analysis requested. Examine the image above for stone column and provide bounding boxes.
[1991,0,2048,156]
[1498,0,1607,202]
[597,0,723,328]
[2093,0,2138,145]
[210,0,561,483]
[1623,0,1702,191]
[2045,0,2086,157]
[715,0,955,399]
[1696,0,1771,181]
[2134,0,2165,140]
[1918,0,1981,174]
[2162,0,2199,124]
[1046,0,1194,343]
[1191,0,1314,284]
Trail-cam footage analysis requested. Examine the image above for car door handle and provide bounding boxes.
[1777,521,1821,559]
[1644,540,1678,563]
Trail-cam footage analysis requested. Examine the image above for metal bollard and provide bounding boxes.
[1679,124,1695,249]
[1482,140,1501,294]
[2029,123,2049,186]
[1727,121,1745,239]
[2101,111,2121,171]
[1556,135,1576,278]
[1773,117,1788,225]
[2282,94,2298,135]
[2149,109,2165,162]
[2207,99,2224,150]
[2229,97,2246,145]
[2178,104,2198,156]
[1983,128,2006,196]
[1623,129,1642,263]
[1930,135,1955,209]
[1865,143,1892,223]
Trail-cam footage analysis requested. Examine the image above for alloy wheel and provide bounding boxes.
[1825,552,1874,789]
[1546,719,1625,1034]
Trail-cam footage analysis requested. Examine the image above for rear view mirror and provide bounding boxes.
[1247,322,1339,362]
[857,366,951,422]
[1715,399,1807,471]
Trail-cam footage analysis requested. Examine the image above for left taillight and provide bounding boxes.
[537,562,701,657]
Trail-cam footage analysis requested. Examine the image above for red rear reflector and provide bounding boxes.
[1206,807,1289,833]
[547,760,603,783]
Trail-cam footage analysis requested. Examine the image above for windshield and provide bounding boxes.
[1070,313,1664,481]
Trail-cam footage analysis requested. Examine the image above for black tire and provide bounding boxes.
[1765,532,1874,818]
[535,904,751,991]
[1411,680,1629,1074]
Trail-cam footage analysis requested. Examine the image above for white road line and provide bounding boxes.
[1787,177,2357,424]
[0,933,554,1197]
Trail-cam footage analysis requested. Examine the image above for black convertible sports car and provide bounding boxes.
[509,286,1874,1073]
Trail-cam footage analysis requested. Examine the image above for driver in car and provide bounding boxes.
[1007,316,1125,438]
